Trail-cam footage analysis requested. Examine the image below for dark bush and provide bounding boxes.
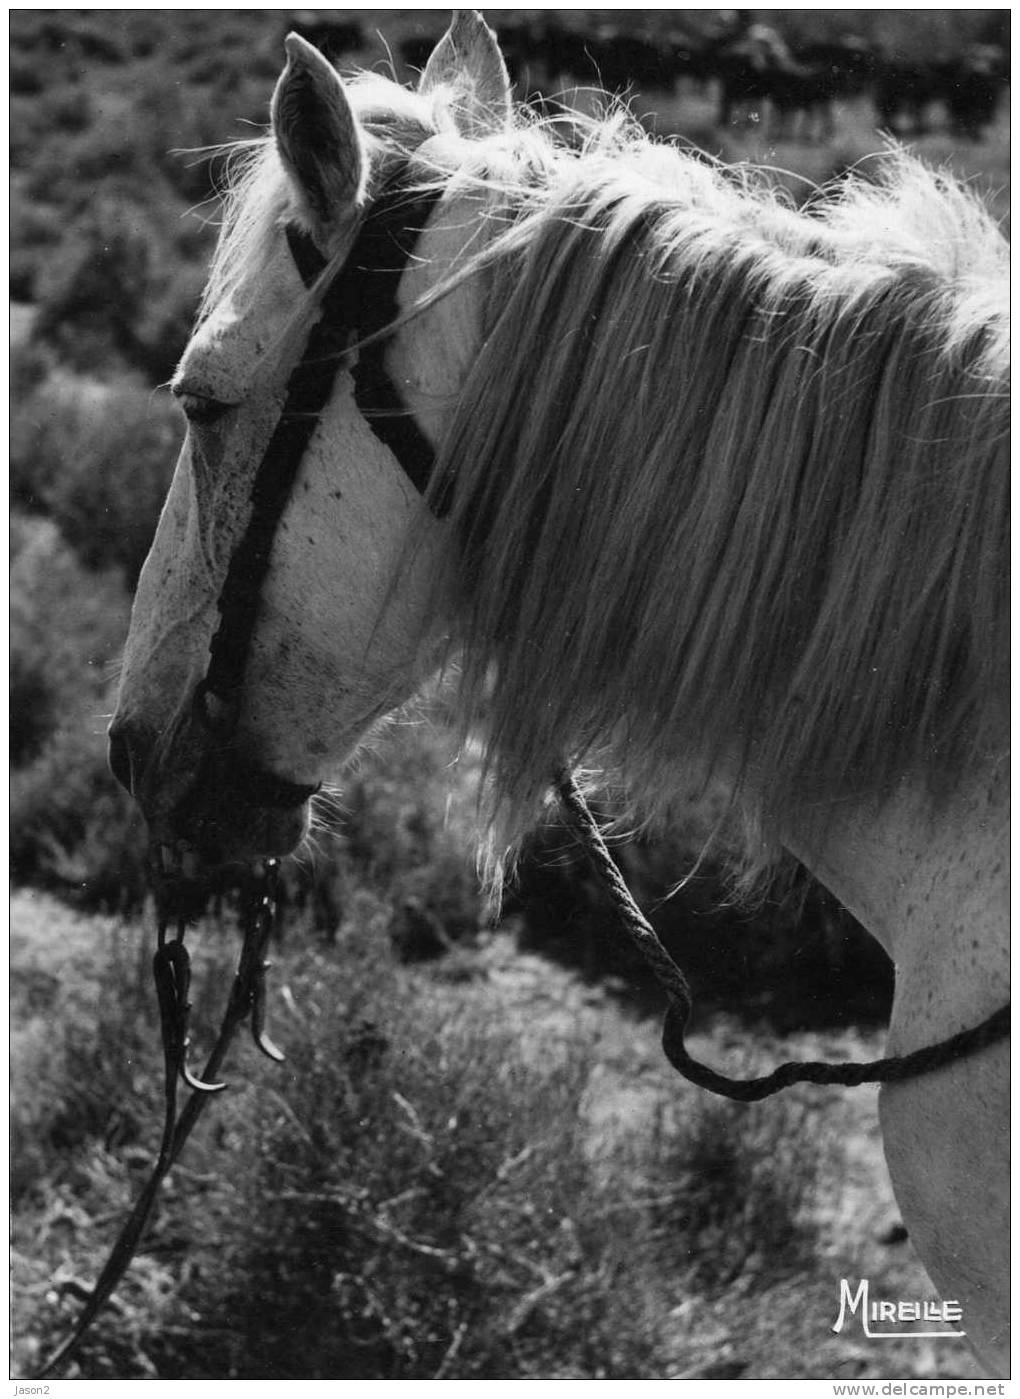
[10,370,68,513]
[9,645,58,768]
[10,722,149,912]
[11,373,181,582]
[10,516,146,909]
[14,895,842,1379]
[39,84,92,133]
[46,404,181,585]
[131,260,206,378]
[10,56,43,96]
[10,189,63,302]
[33,193,165,375]
[641,1092,827,1293]
[10,514,130,718]
[146,922,667,1379]
[9,338,55,400]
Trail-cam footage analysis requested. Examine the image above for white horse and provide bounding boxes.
[110,13,1009,1373]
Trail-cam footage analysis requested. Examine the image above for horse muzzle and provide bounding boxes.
[108,707,318,868]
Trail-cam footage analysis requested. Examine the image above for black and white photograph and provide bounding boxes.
[10,6,1010,1385]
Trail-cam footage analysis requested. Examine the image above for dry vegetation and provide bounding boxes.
[9,7,1006,1381]
[11,891,978,1380]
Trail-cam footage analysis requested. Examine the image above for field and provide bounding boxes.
[9,7,1008,1383]
[11,888,979,1380]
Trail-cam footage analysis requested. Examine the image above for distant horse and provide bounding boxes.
[110,12,1009,1373]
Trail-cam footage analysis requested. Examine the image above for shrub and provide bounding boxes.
[11,902,237,1378]
[10,928,159,1204]
[14,905,666,1377]
[11,372,181,582]
[45,395,181,584]
[10,517,147,908]
[14,893,840,1380]
[10,54,43,95]
[33,194,154,367]
[640,1089,828,1293]
[10,514,130,749]
[38,83,93,133]
[9,337,55,399]
[312,717,486,950]
[10,367,70,512]
[131,260,207,379]
[9,647,58,771]
[10,721,149,912]
[10,187,63,301]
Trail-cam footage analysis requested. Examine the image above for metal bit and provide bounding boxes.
[153,938,226,1094]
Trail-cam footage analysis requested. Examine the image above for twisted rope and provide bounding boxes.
[555,768,1009,1101]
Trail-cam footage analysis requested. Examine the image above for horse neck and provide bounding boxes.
[783,758,1009,1038]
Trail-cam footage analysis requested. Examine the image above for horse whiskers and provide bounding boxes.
[310,789,348,827]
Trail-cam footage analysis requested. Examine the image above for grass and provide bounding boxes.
[12,891,979,1381]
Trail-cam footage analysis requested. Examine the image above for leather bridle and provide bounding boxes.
[190,163,445,805]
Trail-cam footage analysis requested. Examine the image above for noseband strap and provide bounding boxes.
[198,167,444,761]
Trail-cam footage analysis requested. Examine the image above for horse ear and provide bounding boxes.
[419,10,512,136]
[272,33,366,230]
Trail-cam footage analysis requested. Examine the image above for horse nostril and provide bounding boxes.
[108,724,137,795]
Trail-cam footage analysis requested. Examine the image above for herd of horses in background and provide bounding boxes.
[288,9,1010,143]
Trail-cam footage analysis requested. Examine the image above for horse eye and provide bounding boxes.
[285,223,328,287]
[174,389,231,425]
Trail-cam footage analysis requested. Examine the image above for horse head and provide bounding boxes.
[109,13,509,866]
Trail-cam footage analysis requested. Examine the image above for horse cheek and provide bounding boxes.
[120,452,213,725]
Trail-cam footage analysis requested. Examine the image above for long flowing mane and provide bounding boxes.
[205,73,1009,862]
[422,123,1009,856]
